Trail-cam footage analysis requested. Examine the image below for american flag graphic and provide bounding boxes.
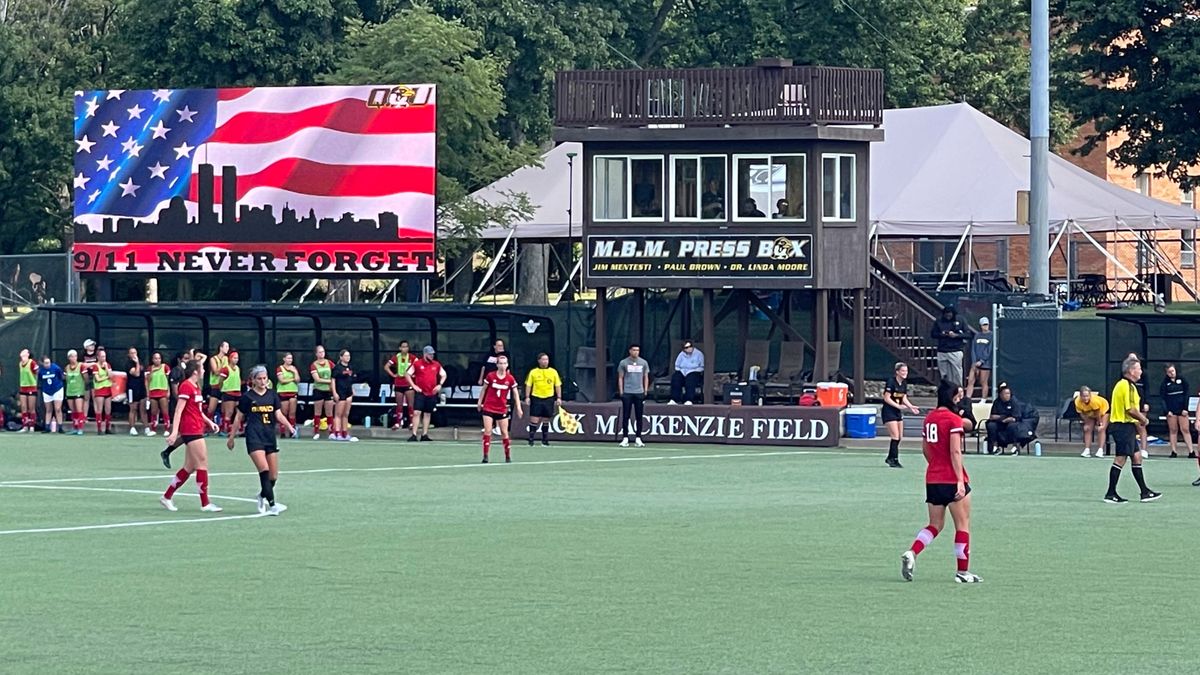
[71,85,437,274]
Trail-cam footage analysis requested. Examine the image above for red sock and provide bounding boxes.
[954,531,970,572]
[503,437,511,460]
[909,525,939,556]
[74,412,83,430]
[482,433,491,459]
[394,404,403,426]
[164,469,190,499]
[196,469,210,506]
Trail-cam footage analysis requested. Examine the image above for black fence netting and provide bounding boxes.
[997,318,1105,407]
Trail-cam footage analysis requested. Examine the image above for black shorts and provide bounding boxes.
[1111,422,1139,456]
[247,443,279,455]
[881,407,903,424]
[311,389,332,401]
[414,393,437,414]
[180,434,204,444]
[335,385,354,400]
[127,383,146,400]
[1166,406,1188,416]
[482,410,507,421]
[220,392,241,403]
[926,483,971,506]
[66,395,83,401]
[529,396,556,419]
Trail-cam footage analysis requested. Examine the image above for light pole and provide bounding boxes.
[566,151,577,400]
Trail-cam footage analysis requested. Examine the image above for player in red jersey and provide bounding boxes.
[900,379,982,584]
[477,354,523,463]
[160,360,223,513]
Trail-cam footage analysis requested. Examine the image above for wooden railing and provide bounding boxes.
[555,66,884,127]
[840,257,943,383]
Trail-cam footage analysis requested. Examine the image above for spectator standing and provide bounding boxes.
[669,341,704,405]
[931,306,969,386]
[1160,364,1193,459]
[965,317,993,400]
[1075,386,1110,458]
[617,344,650,448]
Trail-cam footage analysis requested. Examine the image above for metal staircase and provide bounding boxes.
[839,257,942,383]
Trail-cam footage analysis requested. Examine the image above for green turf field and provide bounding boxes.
[1,435,1196,674]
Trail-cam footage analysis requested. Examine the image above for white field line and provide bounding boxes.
[0,450,814,486]
[0,484,265,536]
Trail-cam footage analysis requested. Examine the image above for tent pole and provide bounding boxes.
[966,231,974,291]
[1075,223,1145,288]
[472,227,517,304]
[937,223,972,291]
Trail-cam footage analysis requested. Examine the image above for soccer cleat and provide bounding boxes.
[420,435,431,442]
[266,503,287,516]
[505,457,511,463]
[901,550,915,581]
[347,435,359,443]
[407,435,418,442]
[391,424,400,431]
[1193,476,1200,486]
[256,494,267,514]
[886,459,903,469]
[634,438,645,448]
[1142,448,1151,458]
[1094,448,1106,458]
[1190,452,1197,459]
[619,437,630,448]
[954,571,983,584]
[105,428,115,435]
[159,496,177,512]
[145,428,157,437]
[1008,447,1019,455]
[159,449,171,469]
[1140,490,1162,502]
[481,457,489,464]
[1080,448,1092,458]
[1103,493,1128,504]
[541,440,550,447]
[130,427,140,436]
[200,503,223,513]
[1170,451,1179,459]
[492,427,502,436]
[312,432,320,441]
[528,438,535,446]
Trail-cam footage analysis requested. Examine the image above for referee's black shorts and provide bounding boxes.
[1110,421,1138,457]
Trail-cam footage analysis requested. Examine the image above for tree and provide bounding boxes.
[1057,0,1200,188]
[326,7,537,301]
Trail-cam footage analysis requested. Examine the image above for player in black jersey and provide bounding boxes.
[226,365,295,515]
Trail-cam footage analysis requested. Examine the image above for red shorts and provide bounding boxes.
[94,387,112,398]
[20,386,37,395]
[149,390,168,399]
[278,392,297,400]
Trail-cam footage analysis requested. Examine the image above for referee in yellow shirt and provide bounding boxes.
[1105,356,1161,503]
[524,353,563,446]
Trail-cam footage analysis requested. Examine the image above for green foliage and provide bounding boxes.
[326,8,537,258]
[1057,0,1200,188]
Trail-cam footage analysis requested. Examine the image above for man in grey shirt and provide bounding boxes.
[617,344,650,447]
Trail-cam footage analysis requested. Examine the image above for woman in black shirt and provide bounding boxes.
[1160,363,1193,459]
[331,349,358,443]
[226,365,294,515]
[881,362,920,469]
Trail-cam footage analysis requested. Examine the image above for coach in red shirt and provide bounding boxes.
[405,345,445,443]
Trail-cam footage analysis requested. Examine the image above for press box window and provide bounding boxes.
[732,154,806,221]
[593,155,664,221]
[671,156,726,220]
[822,153,856,221]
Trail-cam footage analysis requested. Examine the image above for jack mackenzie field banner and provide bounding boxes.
[512,403,840,447]
[71,85,436,274]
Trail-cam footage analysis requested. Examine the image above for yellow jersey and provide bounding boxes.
[1109,379,1139,424]
[1074,394,1110,418]
[525,366,562,399]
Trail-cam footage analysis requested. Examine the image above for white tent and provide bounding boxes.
[872,102,1200,237]
[476,142,582,241]
[474,103,1198,241]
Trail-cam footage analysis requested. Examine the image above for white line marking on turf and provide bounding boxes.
[0,450,813,485]
[0,513,266,536]
[0,483,258,503]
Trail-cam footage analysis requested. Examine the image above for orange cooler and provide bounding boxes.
[816,382,848,408]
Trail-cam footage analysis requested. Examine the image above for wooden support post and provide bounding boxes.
[633,288,645,348]
[737,291,749,373]
[814,289,829,381]
[680,289,692,341]
[854,288,866,404]
[596,288,608,402]
[702,288,715,405]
